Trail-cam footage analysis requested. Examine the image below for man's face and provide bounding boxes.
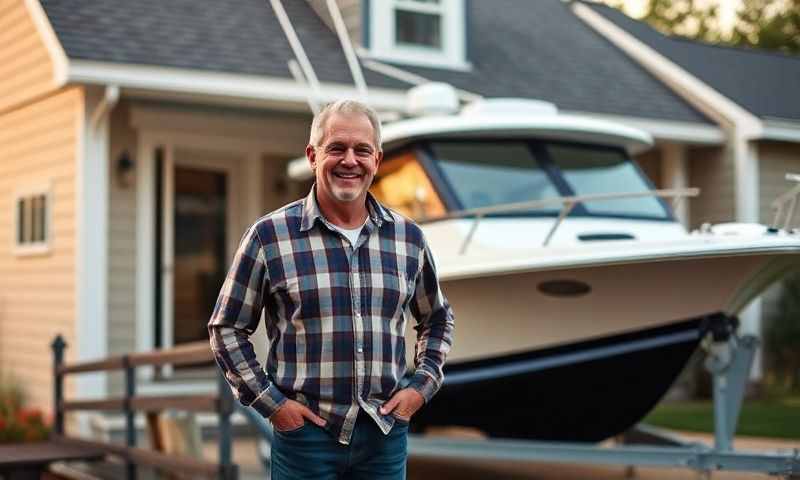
[307,112,382,205]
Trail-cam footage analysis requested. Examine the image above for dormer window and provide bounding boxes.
[368,0,468,70]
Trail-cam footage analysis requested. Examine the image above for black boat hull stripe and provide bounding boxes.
[443,329,699,386]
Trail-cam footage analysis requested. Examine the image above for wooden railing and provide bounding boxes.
[51,335,237,480]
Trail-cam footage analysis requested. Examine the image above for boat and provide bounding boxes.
[288,85,800,442]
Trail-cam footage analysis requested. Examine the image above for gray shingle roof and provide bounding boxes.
[584,2,800,122]
[41,0,405,89]
[379,0,711,124]
[40,0,711,124]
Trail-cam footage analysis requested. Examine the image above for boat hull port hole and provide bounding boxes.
[537,279,591,297]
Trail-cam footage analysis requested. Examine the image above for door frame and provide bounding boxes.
[161,147,241,354]
[135,127,268,380]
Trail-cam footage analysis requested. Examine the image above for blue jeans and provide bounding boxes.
[270,410,408,480]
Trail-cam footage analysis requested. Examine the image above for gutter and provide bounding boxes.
[90,85,120,130]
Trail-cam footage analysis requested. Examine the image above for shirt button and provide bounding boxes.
[357,347,363,353]
[355,312,362,319]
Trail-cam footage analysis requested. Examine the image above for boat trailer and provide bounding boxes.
[405,323,800,478]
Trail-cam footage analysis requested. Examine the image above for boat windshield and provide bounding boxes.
[428,140,671,220]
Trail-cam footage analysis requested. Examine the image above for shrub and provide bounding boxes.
[0,375,49,443]
[764,271,800,392]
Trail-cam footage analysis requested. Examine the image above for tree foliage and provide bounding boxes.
[603,0,800,55]
[765,272,800,391]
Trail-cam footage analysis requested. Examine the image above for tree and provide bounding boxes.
[601,0,800,55]
[730,0,800,54]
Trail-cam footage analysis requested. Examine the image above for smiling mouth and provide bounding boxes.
[333,172,362,180]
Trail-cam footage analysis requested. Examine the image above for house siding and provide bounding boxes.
[107,102,138,395]
[634,147,662,188]
[0,0,59,114]
[687,145,734,229]
[757,141,800,359]
[0,86,83,413]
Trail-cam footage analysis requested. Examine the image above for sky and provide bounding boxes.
[618,0,742,33]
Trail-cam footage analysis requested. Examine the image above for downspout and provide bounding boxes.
[90,85,120,130]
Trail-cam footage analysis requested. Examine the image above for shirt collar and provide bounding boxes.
[300,185,394,232]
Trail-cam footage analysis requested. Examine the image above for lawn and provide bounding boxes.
[643,396,800,439]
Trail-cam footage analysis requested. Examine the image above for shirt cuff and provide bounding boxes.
[248,384,288,419]
[407,370,440,403]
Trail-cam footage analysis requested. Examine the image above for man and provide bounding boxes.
[208,100,454,479]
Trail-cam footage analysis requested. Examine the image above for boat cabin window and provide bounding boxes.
[430,142,560,211]
[546,144,668,219]
[420,140,671,220]
[371,149,446,220]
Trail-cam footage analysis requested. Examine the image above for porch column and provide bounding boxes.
[75,88,113,411]
[731,132,763,380]
[660,142,689,228]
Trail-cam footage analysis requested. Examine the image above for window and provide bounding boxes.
[14,188,51,254]
[546,144,669,219]
[430,141,560,212]
[368,0,468,70]
[371,149,446,221]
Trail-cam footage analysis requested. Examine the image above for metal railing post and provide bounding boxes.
[123,355,137,480]
[51,335,66,436]
[218,372,237,480]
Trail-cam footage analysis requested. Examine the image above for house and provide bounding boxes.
[1,0,797,427]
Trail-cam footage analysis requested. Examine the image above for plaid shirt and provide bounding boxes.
[209,188,454,444]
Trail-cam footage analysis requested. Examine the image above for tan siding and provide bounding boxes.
[687,145,735,229]
[758,141,800,226]
[0,0,59,113]
[634,147,662,188]
[757,141,800,364]
[106,103,138,396]
[0,86,83,414]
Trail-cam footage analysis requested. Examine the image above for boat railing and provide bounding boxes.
[454,187,700,254]
[770,173,800,231]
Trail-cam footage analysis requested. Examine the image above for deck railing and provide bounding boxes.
[448,188,700,254]
[51,335,237,480]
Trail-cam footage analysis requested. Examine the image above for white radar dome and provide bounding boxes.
[406,83,460,117]
[461,98,558,117]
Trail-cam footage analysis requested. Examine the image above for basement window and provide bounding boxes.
[14,187,51,255]
[368,0,468,70]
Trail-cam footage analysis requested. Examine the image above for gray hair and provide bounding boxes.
[308,100,382,149]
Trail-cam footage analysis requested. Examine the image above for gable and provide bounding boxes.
[0,0,66,113]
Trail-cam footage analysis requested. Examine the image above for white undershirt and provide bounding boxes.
[329,217,369,246]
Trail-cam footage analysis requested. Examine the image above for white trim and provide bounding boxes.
[75,89,110,401]
[368,0,470,71]
[162,147,242,355]
[135,134,157,379]
[24,0,69,87]
[571,2,762,139]
[762,119,800,143]
[568,111,725,145]
[12,182,54,256]
[135,126,266,383]
[660,143,690,227]
[160,146,175,360]
[68,60,407,111]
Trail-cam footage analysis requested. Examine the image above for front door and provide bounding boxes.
[162,148,241,348]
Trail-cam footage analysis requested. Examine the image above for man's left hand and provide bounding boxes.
[380,388,425,421]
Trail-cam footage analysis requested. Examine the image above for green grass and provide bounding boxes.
[643,396,800,439]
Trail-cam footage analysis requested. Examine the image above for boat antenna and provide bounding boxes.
[325,0,369,103]
[287,59,320,114]
[269,0,323,111]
